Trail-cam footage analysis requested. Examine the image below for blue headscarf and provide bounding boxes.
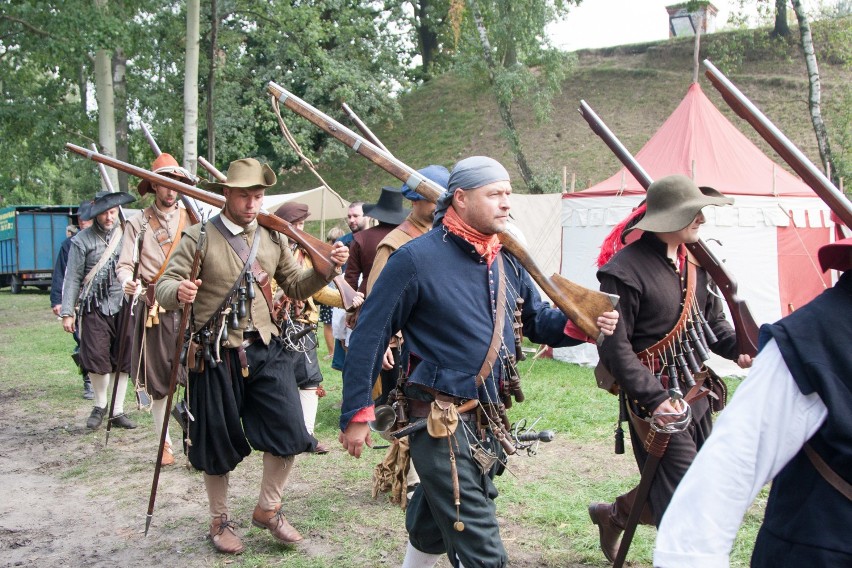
[433,156,510,227]
[401,164,450,201]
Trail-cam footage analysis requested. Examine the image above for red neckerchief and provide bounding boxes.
[442,206,502,266]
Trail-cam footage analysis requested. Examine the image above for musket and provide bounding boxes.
[194,154,358,310]
[144,219,206,536]
[266,81,618,341]
[578,100,759,356]
[65,144,342,282]
[703,59,852,229]
[139,123,202,225]
[104,217,146,446]
[341,102,392,155]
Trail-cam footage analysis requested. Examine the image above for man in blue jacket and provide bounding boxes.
[339,156,619,568]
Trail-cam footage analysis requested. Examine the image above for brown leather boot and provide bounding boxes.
[589,502,623,563]
[251,505,303,544]
[209,514,244,554]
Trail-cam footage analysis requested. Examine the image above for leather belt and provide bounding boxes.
[241,331,261,349]
[407,398,478,423]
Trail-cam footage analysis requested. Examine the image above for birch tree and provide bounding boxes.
[183,0,200,174]
[791,0,837,183]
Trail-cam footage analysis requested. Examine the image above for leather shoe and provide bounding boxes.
[86,406,106,430]
[252,505,303,544]
[209,514,244,554]
[313,441,331,454]
[111,413,137,429]
[160,442,175,466]
[589,502,623,563]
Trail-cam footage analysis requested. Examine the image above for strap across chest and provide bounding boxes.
[210,215,274,314]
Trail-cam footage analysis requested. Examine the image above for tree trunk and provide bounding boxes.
[468,0,541,193]
[206,0,218,165]
[93,0,118,192]
[113,48,129,192]
[772,0,790,38]
[791,0,836,184]
[94,48,118,192]
[78,61,88,120]
[183,0,200,175]
[415,0,439,78]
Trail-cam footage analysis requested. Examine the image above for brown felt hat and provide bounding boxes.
[633,174,733,233]
[199,158,276,191]
[275,202,310,224]
[137,153,198,196]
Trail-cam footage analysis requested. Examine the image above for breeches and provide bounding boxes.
[79,305,132,375]
[130,305,185,399]
[406,426,508,568]
[187,336,315,476]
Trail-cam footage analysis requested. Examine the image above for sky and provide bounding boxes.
[547,0,812,51]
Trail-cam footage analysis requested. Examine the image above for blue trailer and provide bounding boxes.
[0,205,77,294]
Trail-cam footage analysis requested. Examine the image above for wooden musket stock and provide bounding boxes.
[703,59,852,229]
[578,100,759,356]
[268,81,618,341]
[65,144,341,281]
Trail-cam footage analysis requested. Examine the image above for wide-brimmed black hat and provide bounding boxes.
[363,186,407,225]
[198,158,276,191]
[632,175,733,233]
[76,200,93,223]
[81,191,136,221]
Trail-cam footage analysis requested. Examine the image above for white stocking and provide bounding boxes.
[400,541,441,568]
[113,372,130,414]
[151,397,172,447]
[299,388,319,434]
[89,372,110,409]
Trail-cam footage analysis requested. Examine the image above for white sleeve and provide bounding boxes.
[653,339,828,568]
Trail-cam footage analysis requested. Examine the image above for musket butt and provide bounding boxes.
[595,331,606,347]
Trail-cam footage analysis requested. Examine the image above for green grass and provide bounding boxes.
[0,289,767,567]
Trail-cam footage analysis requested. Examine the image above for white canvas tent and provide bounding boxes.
[556,83,834,377]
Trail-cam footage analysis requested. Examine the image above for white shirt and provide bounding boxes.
[653,339,829,568]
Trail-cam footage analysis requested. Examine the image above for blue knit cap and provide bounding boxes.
[433,156,510,227]
[401,164,449,201]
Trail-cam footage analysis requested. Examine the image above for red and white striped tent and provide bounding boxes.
[557,82,835,376]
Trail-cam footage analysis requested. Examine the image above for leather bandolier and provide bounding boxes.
[182,216,274,377]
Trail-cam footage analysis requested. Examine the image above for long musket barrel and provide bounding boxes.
[341,102,392,155]
[703,59,852,229]
[578,100,759,357]
[267,81,618,341]
[65,144,341,281]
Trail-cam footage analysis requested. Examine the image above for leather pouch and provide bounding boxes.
[145,281,157,306]
[186,340,200,372]
[426,399,458,438]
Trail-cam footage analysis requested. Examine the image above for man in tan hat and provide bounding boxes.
[588,174,753,563]
[655,236,852,567]
[60,190,138,430]
[117,153,198,467]
[156,158,348,555]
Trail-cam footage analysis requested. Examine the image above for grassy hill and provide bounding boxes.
[277,19,851,210]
